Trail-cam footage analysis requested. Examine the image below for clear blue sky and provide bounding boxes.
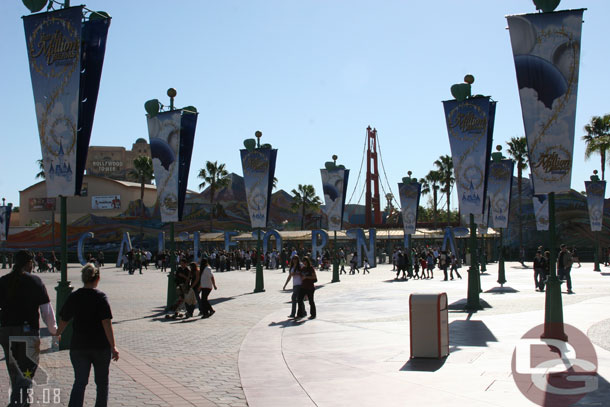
[1,0,608,211]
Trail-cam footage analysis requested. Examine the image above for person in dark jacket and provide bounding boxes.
[57,263,119,407]
[0,250,58,406]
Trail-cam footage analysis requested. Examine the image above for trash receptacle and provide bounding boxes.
[409,293,449,358]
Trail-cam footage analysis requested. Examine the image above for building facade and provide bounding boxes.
[85,138,151,182]
[19,175,157,225]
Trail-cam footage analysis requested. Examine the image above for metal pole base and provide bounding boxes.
[166,271,177,310]
[254,263,265,292]
[332,262,340,283]
[594,239,601,271]
[55,280,73,350]
[497,255,506,286]
[542,275,567,341]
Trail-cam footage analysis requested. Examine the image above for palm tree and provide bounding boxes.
[129,156,154,215]
[506,137,529,252]
[291,184,322,230]
[583,115,610,180]
[423,170,442,228]
[434,155,455,225]
[35,159,45,180]
[197,160,231,230]
[129,155,154,246]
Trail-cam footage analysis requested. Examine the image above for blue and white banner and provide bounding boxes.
[475,196,491,234]
[320,168,349,231]
[240,148,278,229]
[147,110,197,223]
[24,7,83,198]
[75,15,111,196]
[443,96,495,215]
[532,194,549,231]
[585,180,606,232]
[0,205,11,242]
[397,181,421,235]
[507,10,584,194]
[24,7,111,197]
[487,159,514,229]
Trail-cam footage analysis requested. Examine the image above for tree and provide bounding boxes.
[129,155,154,246]
[129,156,154,215]
[291,184,322,230]
[434,155,455,225]
[506,137,529,252]
[35,159,45,180]
[583,115,610,181]
[421,170,442,228]
[197,160,231,230]
[384,193,400,224]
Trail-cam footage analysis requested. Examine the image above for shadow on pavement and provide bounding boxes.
[400,356,447,372]
[485,286,519,294]
[573,372,610,406]
[600,273,610,276]
[269,319,306,328]
[383,278,410,283]
[449,320,498,347]
[448,298,492,313]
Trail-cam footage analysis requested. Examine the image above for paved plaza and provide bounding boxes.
[1,261,610,406]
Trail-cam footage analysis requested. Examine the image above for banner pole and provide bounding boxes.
[497,228,506,286]
[542,192,567,341]
[594,233,600,271]
[332,230,340,282]
[56,196,73,349]
[166,222,177,309]
[466,213,481,310]
[254,229,265,292]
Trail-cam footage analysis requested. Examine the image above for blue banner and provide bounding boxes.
[398,181,421,235]
[75,16,111,196]
[240,148,278,229]
[320,168,349,231]
[487,159,514,229]
[0,206,11,242]
[24,7,83,197]
[507,10,584,194]
[443,97,495,215]
[532,194,549,231]
[585,180,606,232]
[178,112,197,221]
[147,110,197,222]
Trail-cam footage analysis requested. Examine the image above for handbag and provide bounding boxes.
[184,288,197,306]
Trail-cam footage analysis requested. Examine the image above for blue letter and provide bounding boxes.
[77,232,94,266]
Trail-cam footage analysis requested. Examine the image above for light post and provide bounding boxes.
[254,131,265,292]
[1,198,7,269]
[145,88,198,309]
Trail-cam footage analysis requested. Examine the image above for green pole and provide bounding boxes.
[165,223,177,309]
[466,214,482,310]
[332,230,340,282]
[594,233,600,271]
[406,234,413,276]
[497,228,506,286]
[56,196,73,349]
[542,192,567,341]
[254,229,264,292]
[480,233,487,272]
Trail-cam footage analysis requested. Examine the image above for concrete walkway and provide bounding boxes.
[239,263,610,406]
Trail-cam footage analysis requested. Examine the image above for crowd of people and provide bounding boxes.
[390,246,462,281]
[532,243,577,294]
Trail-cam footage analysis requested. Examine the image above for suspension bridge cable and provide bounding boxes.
[347,130,368,205]
[375,131,401,209]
